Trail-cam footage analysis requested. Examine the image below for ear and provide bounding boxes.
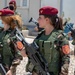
[46,18,50,22]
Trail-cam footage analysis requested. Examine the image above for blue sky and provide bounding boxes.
[63,0,75,24]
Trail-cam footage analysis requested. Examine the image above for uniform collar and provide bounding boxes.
[4,28,12,33]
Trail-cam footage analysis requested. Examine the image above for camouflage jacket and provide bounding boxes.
[0,28,22,72]
[26,29,70,75]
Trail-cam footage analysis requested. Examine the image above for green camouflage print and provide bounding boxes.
[27,29,70,75]
[0,28,22,72]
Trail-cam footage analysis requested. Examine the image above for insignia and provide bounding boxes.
[40,10,43,13]
[62,45,70,54]
[13,2,14,4]
[16,41,24,50]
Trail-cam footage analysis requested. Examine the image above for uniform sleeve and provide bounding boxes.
[58,34,70,75]
[9,37,23,72]
[60,36,70,63]
[3,40,22,72]
[10,50,22,73]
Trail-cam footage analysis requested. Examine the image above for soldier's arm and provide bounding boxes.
[9,50,22,74]
[58,35,70,75]
[9,38,23,73]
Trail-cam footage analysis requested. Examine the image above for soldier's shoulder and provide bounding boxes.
[56,30,69,42]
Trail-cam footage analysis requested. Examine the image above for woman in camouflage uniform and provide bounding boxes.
[27,6,70,75]
[0,9,23,75]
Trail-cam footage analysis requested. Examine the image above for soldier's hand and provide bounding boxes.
[6,70,12,75]
[60,64,69,75]
[71,29,75,40]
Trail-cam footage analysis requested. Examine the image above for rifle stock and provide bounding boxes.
[29,17,43,32]
[0,64,6,75]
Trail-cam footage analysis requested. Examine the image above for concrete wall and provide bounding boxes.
[0,0,5,9]
[28,0,41,25]
[17,0,41,25]
[0,0,62,25]
[0,0,41,26]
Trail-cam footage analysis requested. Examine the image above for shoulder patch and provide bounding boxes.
[62,45,70,54]
[16,41,24,50]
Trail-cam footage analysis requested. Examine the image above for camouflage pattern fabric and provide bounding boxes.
[26,29,70,75]
[0,28,22,73]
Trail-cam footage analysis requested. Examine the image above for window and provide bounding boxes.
[20,0,29,8]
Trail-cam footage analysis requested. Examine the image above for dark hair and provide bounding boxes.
[44,15,63,30]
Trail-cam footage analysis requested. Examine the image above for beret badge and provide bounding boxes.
[0,12,2,15]
[40,10,43,14]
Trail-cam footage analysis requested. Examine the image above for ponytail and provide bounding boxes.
[55,17,63,30]
[44,15,63,30]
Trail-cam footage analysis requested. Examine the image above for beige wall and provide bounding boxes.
[0,0,62,25]
[17,0,41,25]
[0,0,6,9]
[28,0,41,25]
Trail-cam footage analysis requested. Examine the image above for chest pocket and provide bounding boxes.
[38,40,53,63]
[38,31,62,64]
[2,34,13,58]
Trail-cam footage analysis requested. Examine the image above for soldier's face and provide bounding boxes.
[9,4,15,11]
[38,15,47,28]
[2,20,10,30]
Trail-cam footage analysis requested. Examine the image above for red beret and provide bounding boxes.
[39,6,58,15]
[9,0,16,5]
[0,9,14,16]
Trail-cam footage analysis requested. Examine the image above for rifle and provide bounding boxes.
[29,17,43,32]
[29,17,39,26]
[11,27,50,75]
[0,42,6,75]
[0,63,6,75]
[65,23,75,39]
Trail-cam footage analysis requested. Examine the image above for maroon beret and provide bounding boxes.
[39,6,58,15]
[0,9,14,16]
[9,0,16,5]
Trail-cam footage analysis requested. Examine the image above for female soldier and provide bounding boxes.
[9,0,21,16]
[0,9,23,75]
[27,6,70,75]
[9,0,17,13]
